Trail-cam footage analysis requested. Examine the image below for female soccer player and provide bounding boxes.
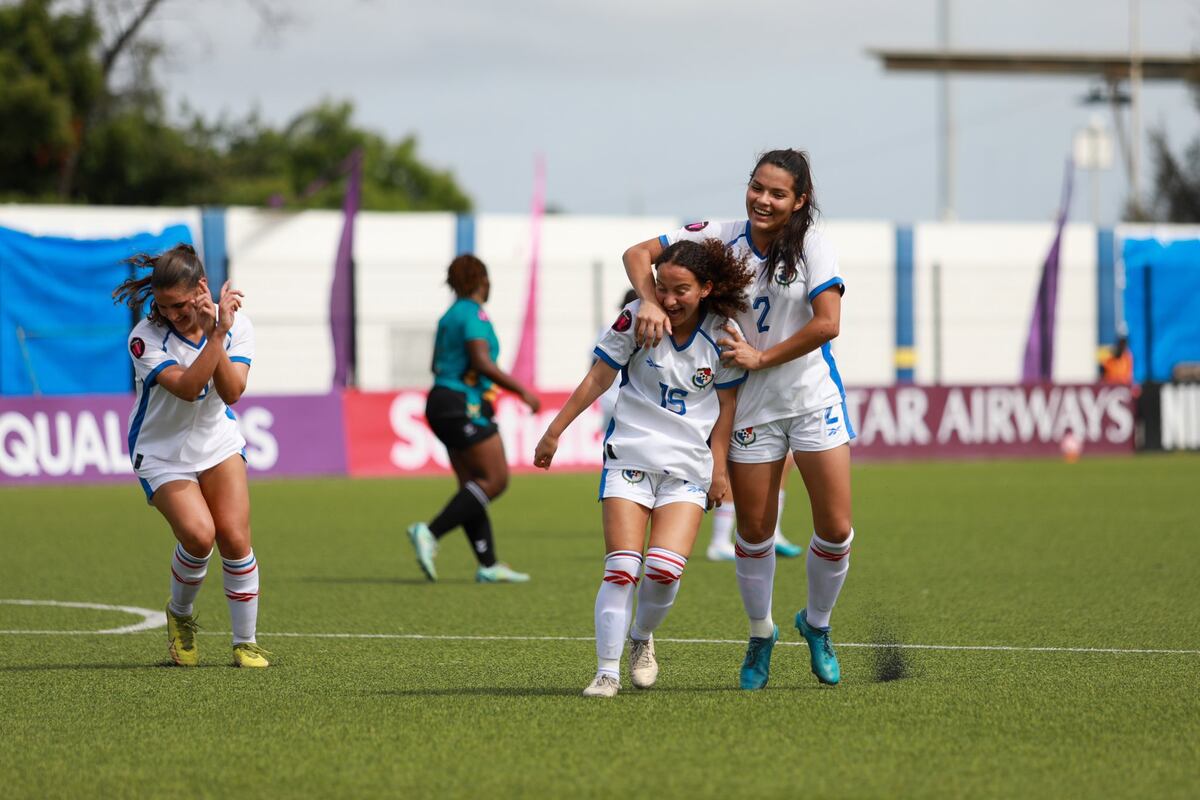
[534,239,752,697]
[406,254,539,583]
[113,243,269,668]
[623,149,855,688]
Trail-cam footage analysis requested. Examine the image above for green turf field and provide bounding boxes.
[2,455,1199,798]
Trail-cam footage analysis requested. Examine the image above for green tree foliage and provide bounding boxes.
[1148,129,1200,222]
[0,0,471,211]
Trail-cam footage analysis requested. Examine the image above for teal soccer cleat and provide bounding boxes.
[795,609,840,685]
[406,522,438,582]
[738,625,779,690]
[773,534,804,558]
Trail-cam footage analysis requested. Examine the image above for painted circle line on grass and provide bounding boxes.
[0,599,165,634]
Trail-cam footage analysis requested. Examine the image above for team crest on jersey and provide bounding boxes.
[684,221,709,232]
[612,309,633,332]
[621,469,646,484]
[734,427,756,447]
[774,266,799,286]
[129,337,145,358]
[691,367,714,389]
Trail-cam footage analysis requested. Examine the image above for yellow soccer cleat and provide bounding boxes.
[165,601,200,667]
[232,642,272,668]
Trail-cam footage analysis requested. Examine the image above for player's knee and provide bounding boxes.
[816,520,853,544]
[478,471,508,499]
[176,524,216,555]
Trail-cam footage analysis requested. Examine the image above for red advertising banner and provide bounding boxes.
[342,389,606,476]
[843,384,1135,459]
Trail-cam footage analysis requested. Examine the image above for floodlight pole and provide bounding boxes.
[1129,0,1144,217]
[938,0,956,222]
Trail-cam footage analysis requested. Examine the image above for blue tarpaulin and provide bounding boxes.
[1123,237,1200,383]
[0,224,193,395]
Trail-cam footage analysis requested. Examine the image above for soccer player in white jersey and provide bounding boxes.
[534,239,752,697]
[623,149,855,688]
[113,244,269,668]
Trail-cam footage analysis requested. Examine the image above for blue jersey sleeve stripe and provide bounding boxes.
[808,277,845,302]
[145,360,178,387]
[593,346,625,370]
[229,356,252,365]
[715,373,748,389]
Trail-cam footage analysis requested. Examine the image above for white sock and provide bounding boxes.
[806,529,854,629]
[221,550,260,645]
[169,544,211,616]
[734,533,775,637]
[595,550,641,678]
[709,503,736,551]
[631,547,687,640]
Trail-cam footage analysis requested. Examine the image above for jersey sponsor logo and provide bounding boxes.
[612,309,633,332]
[684,221,709,232]
[130,337,145,358]
[645,356,664,369]
[691,367,713,389]
[621,469,646,484]
[734,427,756,447]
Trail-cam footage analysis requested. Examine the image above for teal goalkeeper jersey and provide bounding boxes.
[432,298,500,404]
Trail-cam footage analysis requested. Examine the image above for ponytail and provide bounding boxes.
[112,243,206,324]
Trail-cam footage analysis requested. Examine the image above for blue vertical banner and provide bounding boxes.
[1123,237,1200,383]
[1096,228,1116,355]
[455,214,476,256]
[200,207,228,289]
[894,225,915,383]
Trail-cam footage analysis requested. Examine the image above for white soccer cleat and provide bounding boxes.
[706,544,736,562]
[582,673,620,698]
[629,636,659,689]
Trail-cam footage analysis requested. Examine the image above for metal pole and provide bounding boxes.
[1130,0,1143,217]
[938,0,956,221]
[932,261,944,384]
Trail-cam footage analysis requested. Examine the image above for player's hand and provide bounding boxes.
[718,323,765,370]
[706,472,728,511]
[193,282,218,332]
[214,280,244,336]
[521,389,541,413]
[533,431,558,470]
[635,299,671,348]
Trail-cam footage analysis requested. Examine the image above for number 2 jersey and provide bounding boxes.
[659,220,846,429]
[126,315,253,469]
[593,300,746,489]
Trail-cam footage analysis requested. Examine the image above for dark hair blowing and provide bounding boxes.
[753,149,819,286]
[112,243,206,324]
[654,239,753,320]
[446,254,488,297]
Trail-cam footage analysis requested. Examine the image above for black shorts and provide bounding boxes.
[425,386,499,450]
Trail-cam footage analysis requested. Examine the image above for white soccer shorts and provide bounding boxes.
[728,402,855,463]
[598,468,708,511]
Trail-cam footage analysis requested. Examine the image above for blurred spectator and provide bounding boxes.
[1100,337,1133,385]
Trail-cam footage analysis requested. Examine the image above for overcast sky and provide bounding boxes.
[143,0,1200,224]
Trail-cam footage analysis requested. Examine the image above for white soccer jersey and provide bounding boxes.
[660,220,846,428]
[126,314,253,468]
[594,300,746,488]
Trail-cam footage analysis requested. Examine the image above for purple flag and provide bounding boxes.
[330,149,363,387]
[1022,161,1074,383]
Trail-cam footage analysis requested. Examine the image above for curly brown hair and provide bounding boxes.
[112,243,206,325]
[446,254,488,297]
[653,239,752,320]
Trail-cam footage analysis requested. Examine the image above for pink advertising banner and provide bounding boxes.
[1,383,1135,486]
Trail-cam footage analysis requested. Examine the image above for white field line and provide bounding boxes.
[0,599,1197,656]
